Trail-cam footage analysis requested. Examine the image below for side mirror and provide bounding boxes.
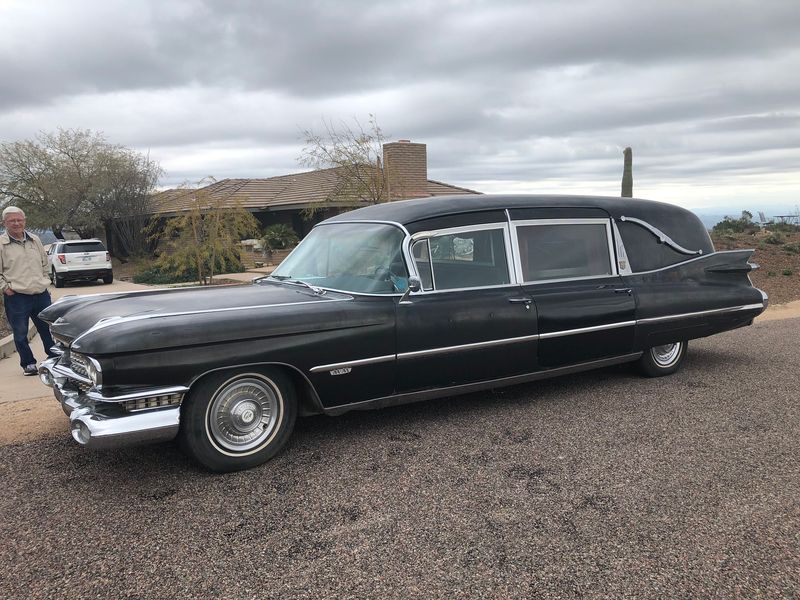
[399,276,421,304]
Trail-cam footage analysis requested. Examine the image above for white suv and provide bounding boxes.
[47,239,113,287]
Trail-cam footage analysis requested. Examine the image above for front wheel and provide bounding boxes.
[637,341,687,377]
[180,368,297,472]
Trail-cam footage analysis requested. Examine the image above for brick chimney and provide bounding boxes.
[382,140,428,200]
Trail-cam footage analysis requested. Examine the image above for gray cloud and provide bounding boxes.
[0,0,799,209]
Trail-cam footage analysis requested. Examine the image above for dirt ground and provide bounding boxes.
[714,229,800,305]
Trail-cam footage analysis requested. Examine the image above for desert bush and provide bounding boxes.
[712,211,759,235]
[134,255,244,284]
[764,233,785,245]
[783,243,800,254]
[782,269,794,276]
[768,220,800,233]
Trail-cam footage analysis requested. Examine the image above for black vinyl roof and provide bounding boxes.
[323,194,698,227]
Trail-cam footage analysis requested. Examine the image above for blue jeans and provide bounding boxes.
[3,290,57,368]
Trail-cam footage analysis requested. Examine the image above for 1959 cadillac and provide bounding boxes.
[37,195,767,471]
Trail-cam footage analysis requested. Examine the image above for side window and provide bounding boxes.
[414,227,510,290]
[515,222,613,282]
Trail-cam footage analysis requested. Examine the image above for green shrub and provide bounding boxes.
[133,265,199,284]
[260,224,299,252]
[767,220,800,233]
[782,269,794,276]
[764,233,784,245]
[711,211,759,235]
[134,255,244,284]
[783,243,800,254]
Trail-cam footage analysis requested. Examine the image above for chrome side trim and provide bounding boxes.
[539,320,636,339]
[310,354,396,374]
[636,303,765,325]
[311,302,764,372]
[322,353,644,416]
[619,216,703,256]
[398,333,540,360]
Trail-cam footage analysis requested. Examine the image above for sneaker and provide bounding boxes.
[23,364,38,376]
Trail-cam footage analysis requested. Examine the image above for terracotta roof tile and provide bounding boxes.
[151,168,480,216]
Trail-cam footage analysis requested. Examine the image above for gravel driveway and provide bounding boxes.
[1,319,798,599]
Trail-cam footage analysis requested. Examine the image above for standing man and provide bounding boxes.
[1,206,57,375]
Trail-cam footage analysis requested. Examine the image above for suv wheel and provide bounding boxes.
[52,268,65,288]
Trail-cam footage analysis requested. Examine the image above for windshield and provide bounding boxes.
[271,222,409,294]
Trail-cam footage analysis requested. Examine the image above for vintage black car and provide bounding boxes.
[37,195,767,471]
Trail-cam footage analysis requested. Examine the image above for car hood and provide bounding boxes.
[40,281,355,354]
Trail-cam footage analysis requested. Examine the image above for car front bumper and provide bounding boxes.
[38,357,188,450]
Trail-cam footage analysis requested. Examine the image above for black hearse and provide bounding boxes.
[38,195,766,471]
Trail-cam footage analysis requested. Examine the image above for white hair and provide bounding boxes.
[2,206,25,219]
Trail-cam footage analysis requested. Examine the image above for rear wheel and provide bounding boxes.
[180,367,297,472]
[637,341,687,377]
[52,268,64,288]
[102,273,113,284]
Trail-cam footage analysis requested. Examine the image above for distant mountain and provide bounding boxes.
[691,212,731,229]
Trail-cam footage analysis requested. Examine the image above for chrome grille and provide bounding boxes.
[121,393,184,413]
[70,353,90,379]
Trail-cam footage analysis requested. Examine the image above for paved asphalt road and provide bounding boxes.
[1,319,798,599]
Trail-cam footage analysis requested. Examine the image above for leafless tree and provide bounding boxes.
[298,115,393,217]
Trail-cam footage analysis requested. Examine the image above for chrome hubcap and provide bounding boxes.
[208,377,280,452]
[652,342,681,367]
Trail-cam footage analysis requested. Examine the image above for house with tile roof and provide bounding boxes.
[148,140,481,239]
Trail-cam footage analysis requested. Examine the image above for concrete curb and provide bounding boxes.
[0,321,37,360]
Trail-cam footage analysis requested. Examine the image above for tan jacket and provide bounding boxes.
[0,231,51,295]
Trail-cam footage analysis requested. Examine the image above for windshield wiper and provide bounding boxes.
[269,275,325,295]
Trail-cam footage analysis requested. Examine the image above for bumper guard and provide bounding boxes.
[38,357,188,450]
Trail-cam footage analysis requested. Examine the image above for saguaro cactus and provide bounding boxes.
[621,147,633,197]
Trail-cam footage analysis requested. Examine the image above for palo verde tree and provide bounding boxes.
[0,128,161,256]
[148,179,260,285]
[297,115,392,217]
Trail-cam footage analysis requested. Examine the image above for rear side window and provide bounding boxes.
[62,241,106,253]
[515,221,613,282]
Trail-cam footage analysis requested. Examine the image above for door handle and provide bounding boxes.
[509,297,532,310]
[614,288,632,295]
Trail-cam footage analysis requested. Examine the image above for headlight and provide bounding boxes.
[85,357,103,387]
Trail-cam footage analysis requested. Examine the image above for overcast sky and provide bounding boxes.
[1,0,798,214]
